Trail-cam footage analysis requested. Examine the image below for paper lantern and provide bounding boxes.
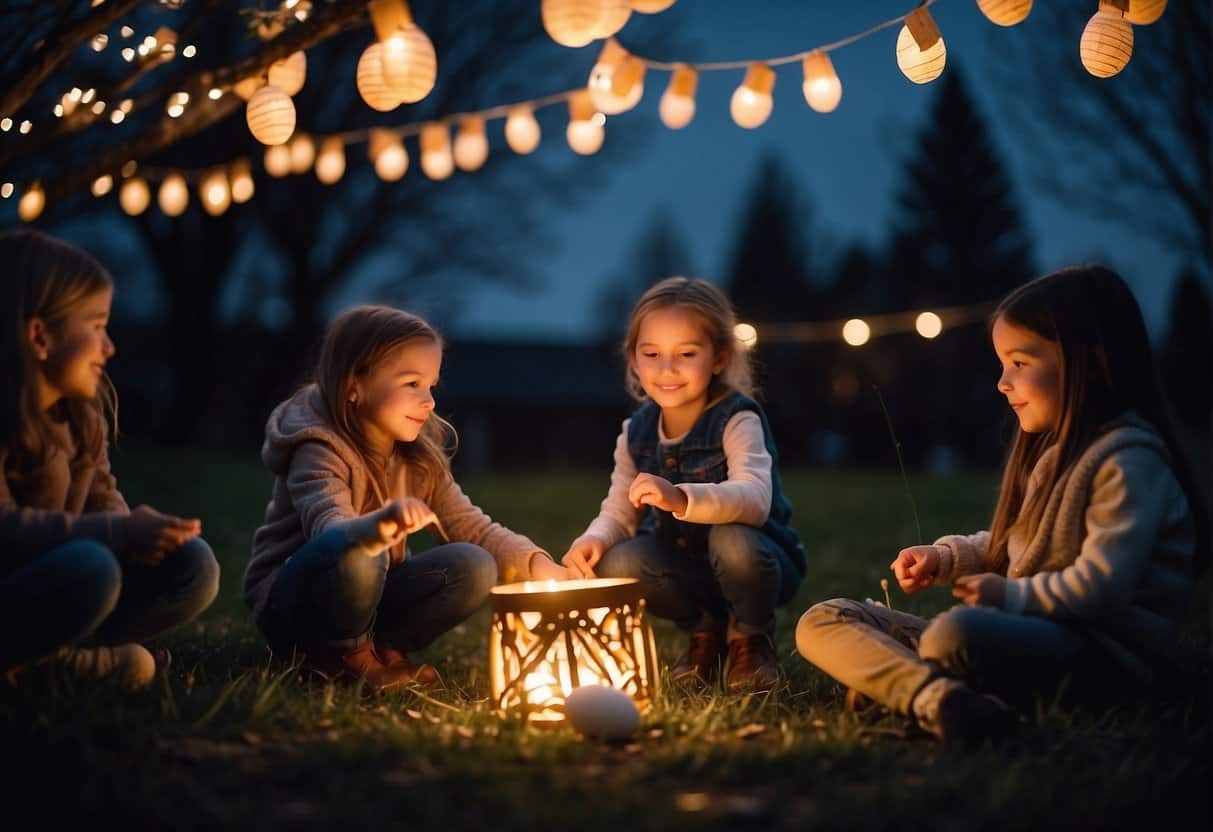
[730,62,775,128]
[91,174,113,197]
[420,123,454,180]
[157,174,189,217]
[842,318,871,347]
[18,183,44,222]
[542,0,604,48]
[264,143,292,178]
[246,83,295,145]
[119,177,150,216]
[505,105,541,155]
[588,40,644,115]
[230,159,255,203]
[315,137,346,184]
[268,50,307,96]
[630,0,676,11]
[200,167,231,216]
[382,25,437,103]
[591,1,631,39]
[916,311,943,339]
[1081,9,1133,77]
[801,51,842,113]
[566,90,604,155]
[453,116,489,172]
[1124,0,1165,25]
[488,579,660,725]
[659,64,697,129]
[370,129,408,181]
[289,132,315,174]
[896,9,947,85]
[977,0,1033,26]
[357,43,401,112]
[234,76,265,101]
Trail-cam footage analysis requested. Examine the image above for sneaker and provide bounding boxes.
[919,679,1016,746]
[50,644,157,690]
[669,629,726,685]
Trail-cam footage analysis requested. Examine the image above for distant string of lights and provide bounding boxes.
[732,301,997,350]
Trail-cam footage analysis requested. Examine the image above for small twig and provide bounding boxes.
[873,384,923,543]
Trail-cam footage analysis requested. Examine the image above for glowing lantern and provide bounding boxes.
[91,174,113,197]
[289,132,316,174]
[370,128,408,181]
[631,0,676,11]
[18,183,44,222]
[264,143,291,178]
[246,83,295,145]
[158,174,189,217]
[234,76,265,101]
[356,43,401,112]
[566,91,605,155]
[315,137,346,184]
[420,123,454,180]
[1123,0,1165,25]
[268,50,307,96]
[542,0,604,48]
[588,39,644,115]
[734,322,758,350]
[230,159,255,203]
[659,64,697,129]
[915,311,943,339]
[1081,8,1133,78]
[800,51,842,114]
[119,177,150,216]
[200,167,231,216]
[730,62,775,128]
[370,0,437,104]
[977,0,1033,26]
[453,116,489,172]
[591,1,631,39]
[896,8,947,84]
[842,318,871,347]
[505,105,541,155]
[488,578,660,725]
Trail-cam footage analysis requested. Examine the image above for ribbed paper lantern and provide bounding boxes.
[659,64,697,129]
[730,62,775,128]
[588,40,644,115]
[420,123,454,180]
[119,177,150,216]
[630,0,676,11]
[246,84,296,145]
[1081,9,1133,77]
[453,116,489,172]
[158,174,189,217]
[268,50,307,96]
[200,168,231,216]
[18,183,44,222]
[896,9,947,85]
[1124,0,1165,25]
[977,0,1033,26]
[289,132,315,174]
[382,25,437,103]
[230,159,255,203]
[566,90,604,155]
[542,0,604,48]
[505,105,541,155]
[315,137,346,184]
[370,129,408,181]
[801,51,842,113]
[264,143,292,178]
[357,43,402,112]
[591,1,631,39]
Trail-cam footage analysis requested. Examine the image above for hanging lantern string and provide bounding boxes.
[742,299,995,345]
[627,0,941,72]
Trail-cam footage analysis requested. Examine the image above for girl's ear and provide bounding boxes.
[26,317,51,361]
[712,346,731,375]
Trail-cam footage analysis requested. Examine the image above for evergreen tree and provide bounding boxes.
[1159,271,1213,430]
[596,207,697,340]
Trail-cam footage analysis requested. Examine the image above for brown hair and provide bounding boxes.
[986,265,1208,574]
[622,277,754,401]
[0,229,117,493]
[314,305,455,511]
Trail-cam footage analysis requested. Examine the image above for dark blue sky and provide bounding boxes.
[440,0,1182,341]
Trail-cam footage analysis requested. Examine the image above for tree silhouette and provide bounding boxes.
[1159,270,1213,430]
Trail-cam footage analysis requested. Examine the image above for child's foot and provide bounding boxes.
[374,641,441,687]
[726,634,780,692]
[669,629,726,685]
[913,678,1016,746]
[50,644,158,690]
[306,641,439,691]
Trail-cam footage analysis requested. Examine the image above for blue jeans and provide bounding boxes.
[256,528,498,655]
[0,537,220,671]
[596,525,803,636]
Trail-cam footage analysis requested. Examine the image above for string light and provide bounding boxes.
[119,177,150,215]
[731,63,775,128]
[370,129,408,180]
[18,183,44,221]
[92,33,109,51]
[0,183,13,199]
[842,319,871,347]
[453,115,489,172]
[230,159,255,203]
[18,120,31,134]
[0,118,11,132]
[91,174,114,197]
[659,64,697,129]
[246,83,296,145]
[158,174,189,216]
[566,90,604,155]
[315,137,346,184]
[505,105,541,155]
[801,51,842,113]
[915,312,943,339]
[588,40,644,115]
[734,323,758,350]
[264,143,292,177]
[419,122,454,180]
[356,43,401,112]
[288,132,316,174]
[200,167,231,216]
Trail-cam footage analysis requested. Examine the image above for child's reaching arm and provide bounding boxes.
[667,411,772,527]
[581,419,643,549]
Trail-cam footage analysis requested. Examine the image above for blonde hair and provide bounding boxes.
[622,277,753,401]
[314,305,455,512]
[0,229,117,493]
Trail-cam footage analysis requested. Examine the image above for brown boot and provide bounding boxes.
[726,634,780,692]
[374,641,441,687]
[669,629,726,684]
[305,641,436,691]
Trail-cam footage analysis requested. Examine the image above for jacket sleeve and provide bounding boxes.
[427,472,547,584]
[674,411,772,527]
[285,441,361,540]
[932,531,992,583]
[83,445,130,514]
[582,419,641,549]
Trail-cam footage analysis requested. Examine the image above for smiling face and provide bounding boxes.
[32,286,115,409]
[350,338,442,454]
[632,305,728,429]
[992,315,1063,435]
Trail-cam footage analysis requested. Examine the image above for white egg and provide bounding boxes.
[564,685,639,742]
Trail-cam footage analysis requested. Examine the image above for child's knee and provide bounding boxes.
[60,540,123,627]
[454,544,498,600]
[707,524,769,580]
[175,537,221,608]
[918,606,981,669]
[795,598,864,660]
[596,541,648,580]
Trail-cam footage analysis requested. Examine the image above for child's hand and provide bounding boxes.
[351,498,436,555]
[890,545,943,593]
[952,573,1007,608]
[530,555,575,582]
[562,535,607,579]
[126,505,201,565]
[628,473,688,515]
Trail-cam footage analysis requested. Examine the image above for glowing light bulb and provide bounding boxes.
[915,312,943,339]
[842,318,871,347]
[659,64,697,129]
[730,63,775,128]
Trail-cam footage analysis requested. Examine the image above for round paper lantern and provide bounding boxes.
[588,41,644,114]
[158,174,189,217]
[234,76,265,101]
[630,0,676,11]
[369,129,408,181]
[542,0,604,48]
[730,62,775,128]
[18,183,44,222]
[357,43,402,112]
[566,90,604,154]
[289,132,315,174]
[505,105,541,155]
[420,123,454,180]
[200,168,231,216]
[1124,0,1165,25]
[1081,9,1133,77]
[659,64,697,129]
[268,50,307,96]
[230,159,255,203]
[246,84,296,145]
[977,0,1032,27]
[382,24,437,103]
[453,116,489,172]
[119,177,150,216]
[315,137,346,184]
[896,23,946,84]
[264,143,292,178]
[801,51,841,113]
[591,1,631,39]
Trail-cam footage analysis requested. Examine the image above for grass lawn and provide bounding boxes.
[3,447,1209,830]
